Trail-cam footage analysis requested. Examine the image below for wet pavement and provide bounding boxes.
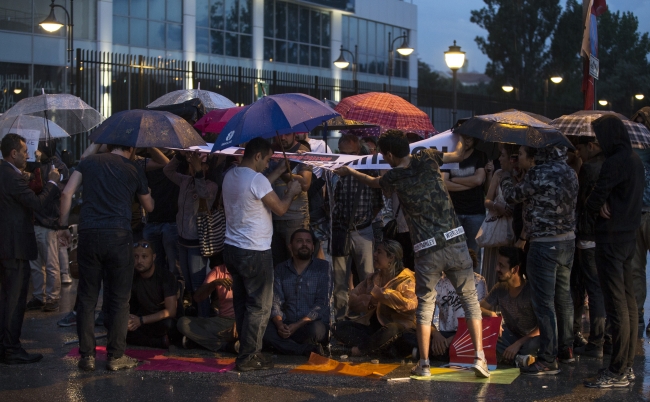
[2,276,650,402]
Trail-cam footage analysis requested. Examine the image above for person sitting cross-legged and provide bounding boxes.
[126,241,179,349]
[263,229,330,356]
[333,240,417,357]
[177,264,238,353]
[480,246,540,368]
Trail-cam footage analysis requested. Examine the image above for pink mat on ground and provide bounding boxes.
[66,346,236,373]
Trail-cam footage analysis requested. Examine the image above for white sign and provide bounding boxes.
[22,129,40,162]
[589,54,599,80]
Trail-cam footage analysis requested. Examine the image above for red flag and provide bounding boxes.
[581,0,607,110]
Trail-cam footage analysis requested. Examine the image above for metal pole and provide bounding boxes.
[353,45,358,95]
[69,0,74,95]
[544,78,548,116]
[388,32,392,93]
[452,69,457,124]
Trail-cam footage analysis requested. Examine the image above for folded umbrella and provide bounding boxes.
[2,93,104,134]
[551,110,650,149]
[212,93,339,151]
[0,115,69,140]
[89,109,206,149]
[454,110,574,149]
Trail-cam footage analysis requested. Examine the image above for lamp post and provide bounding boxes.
[334,44,358,95]
[387,30,414,93]
[39,0,74,94]
[444,40,465,125]
[543,75,562,116]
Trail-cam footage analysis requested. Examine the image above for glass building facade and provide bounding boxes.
[196,0,253,58]
[113,0,183,50]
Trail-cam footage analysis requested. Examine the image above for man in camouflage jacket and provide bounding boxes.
[501,145,578,376]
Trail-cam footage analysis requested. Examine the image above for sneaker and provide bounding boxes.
[106,355,139,371]
[26,298,44,311]
[42,301,59,312]
[410,361,431,377]
[57,311,77,327]
[625,367,635,382]
[95,311,104,327]
[61,275,73,285]
[472,357,490,378]
[574,344,603,358]
[584,368,629,388]
[236,353,273,372]
[558,347,576,364]
[574,332,588,348]
[514,354,536,368]
[78,356,96,372]
[520,359,561,375]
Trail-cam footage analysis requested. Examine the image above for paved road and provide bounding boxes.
[1,274,649,402]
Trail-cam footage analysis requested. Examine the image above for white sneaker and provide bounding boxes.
[472,357,490,378]
[410,361,431,377]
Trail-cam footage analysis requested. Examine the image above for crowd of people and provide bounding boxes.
[0,109,649,389]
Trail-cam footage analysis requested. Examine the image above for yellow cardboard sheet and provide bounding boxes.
[412,367,520,384]
[290,353,399,378]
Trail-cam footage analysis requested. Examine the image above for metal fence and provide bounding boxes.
[69,49,578,159]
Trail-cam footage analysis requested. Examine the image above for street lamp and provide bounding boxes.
[631,94,645,114]
[445,41,465,124]
[544,75,563,116]
[502,83,514,93]
[39,0,74,94]
[387,30,414,93]
[598,100,608,109]
[635,94,645,100]
[334,44,358,94]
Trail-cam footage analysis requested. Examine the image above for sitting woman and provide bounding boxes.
[333,240,417,356]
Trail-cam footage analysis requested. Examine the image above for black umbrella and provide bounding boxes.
[454,110,574,149]
[89,109,206,149]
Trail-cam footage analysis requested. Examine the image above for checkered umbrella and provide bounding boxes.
[551,110,650,149]
[335,92,436,138]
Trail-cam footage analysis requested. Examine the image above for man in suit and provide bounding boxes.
[0,133,60,364]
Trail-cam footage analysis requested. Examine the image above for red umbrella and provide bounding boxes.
[193,106,244,134]
[335,92,436,138]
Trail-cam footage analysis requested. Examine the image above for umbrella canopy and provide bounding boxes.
[2,93,104,134]
[89,109,206,149]
[334,92,436,137]
[0,115,69,140]
[193,107,244,133]
[454,110,574,149]
[212,93,339,151]
[311,116,379,132]
[147,87,235,111]
[551,110,650,149]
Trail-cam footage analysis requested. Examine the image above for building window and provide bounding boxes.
[113,0,183,50]
[195,0,252,58]
[263,0,330,68]
[342,15,409,79]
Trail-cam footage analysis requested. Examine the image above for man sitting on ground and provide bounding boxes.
[481,246,540,367]
[127,241,178,349]
[177,264,238,352]
[263,229,330,356]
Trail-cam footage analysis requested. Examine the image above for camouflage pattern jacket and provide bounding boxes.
[501,146,578,239]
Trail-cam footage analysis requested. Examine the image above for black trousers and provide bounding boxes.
[333,315,406,355]
[595,241,638,375]
[126,318,177,349]
[0,259,31,354]
[76,229,134,359]
[263,320,327,356]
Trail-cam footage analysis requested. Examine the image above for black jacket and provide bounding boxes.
[576,152,605,242]
[585,115,645,243]
[0,160,61,260]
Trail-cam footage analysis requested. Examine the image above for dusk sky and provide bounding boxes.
[414,0,650,73]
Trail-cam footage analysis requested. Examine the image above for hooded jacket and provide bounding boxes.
[576,151,606,242]
[501,146,578,239]
[585,115,645,243]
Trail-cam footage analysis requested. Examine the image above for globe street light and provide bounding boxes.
[598,100,608,109]
[334,44,358,94]
[502,83,514,93]
[39,0,74,94]
[387,30,414,93]
[544,75,563,116]
[445,41,465,124]
[635,94,645,100]
[632,94,645,114]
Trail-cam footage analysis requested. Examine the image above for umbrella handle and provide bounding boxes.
[275,133,293,181]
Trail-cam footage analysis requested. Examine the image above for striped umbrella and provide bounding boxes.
[335,92,436,138]
[551,110,650,149]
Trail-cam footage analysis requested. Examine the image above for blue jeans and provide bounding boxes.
[526,239,575,363]
[178,244,209,317]
[457,214,486,272]
[76,229,133,359]
[224,244,274,364]
[143,222,180,278]
[497,327,540,362]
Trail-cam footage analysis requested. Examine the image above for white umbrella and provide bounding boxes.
[0,115,70,140]
[147,82,236,111]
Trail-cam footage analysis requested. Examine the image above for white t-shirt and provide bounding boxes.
[434,272,487,332]
[223,166,274,251]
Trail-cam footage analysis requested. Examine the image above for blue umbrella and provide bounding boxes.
[89,109,206,149]
[211,93,339,151]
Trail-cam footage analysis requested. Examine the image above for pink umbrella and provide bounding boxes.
[193,107,244,134]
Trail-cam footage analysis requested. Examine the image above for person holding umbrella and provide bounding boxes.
[59,143,154,372]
